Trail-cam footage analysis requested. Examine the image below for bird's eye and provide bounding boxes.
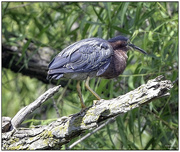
[122,41,127,46]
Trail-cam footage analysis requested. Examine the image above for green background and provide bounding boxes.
[2,2,178,150]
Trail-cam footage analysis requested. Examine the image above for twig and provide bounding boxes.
[57,79,71,105]
[52,97,60,118]
[173,77,178,84]
[67,116,117,149]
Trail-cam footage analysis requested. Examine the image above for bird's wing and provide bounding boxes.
[48,38,113,78]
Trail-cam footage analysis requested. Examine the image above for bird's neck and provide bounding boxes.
[114,49,128,60]
[112,49,128,75]
[99,49,128,79]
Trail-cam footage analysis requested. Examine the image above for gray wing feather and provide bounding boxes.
[48,38,113,77]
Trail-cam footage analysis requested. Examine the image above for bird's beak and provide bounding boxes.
[128,43,147,54]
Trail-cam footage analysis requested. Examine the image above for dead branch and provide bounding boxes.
[11,85,61,129]
[2,75,173,150]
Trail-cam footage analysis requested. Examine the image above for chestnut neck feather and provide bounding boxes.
[109,41,128,51]
[99,48,128,79]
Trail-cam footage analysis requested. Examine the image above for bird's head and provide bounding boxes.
[108,36,147,54]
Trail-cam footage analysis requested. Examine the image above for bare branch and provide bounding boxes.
[11,85,61,129]
[2,76,173,150]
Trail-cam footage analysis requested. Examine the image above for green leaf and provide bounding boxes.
[92,6,104,23]
[120,2,129,26]
[104,2,112,22]
[112,25,130,34]
[116,116,128,148]
[128,75,135,89]
[134,3,142,26]
[138,9,156,26]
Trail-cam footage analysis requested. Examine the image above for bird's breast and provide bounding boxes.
[99,49,128,79]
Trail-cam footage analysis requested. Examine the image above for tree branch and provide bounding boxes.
[2,34,67,86]
[2,75,173,150]
[11,85,61,129]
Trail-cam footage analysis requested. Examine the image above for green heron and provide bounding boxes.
[47,36,147,108]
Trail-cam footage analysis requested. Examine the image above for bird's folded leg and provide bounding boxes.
[85,77,101,100]
[76,81,86,109]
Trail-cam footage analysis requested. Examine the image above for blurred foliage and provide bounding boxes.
[2,2,178,150]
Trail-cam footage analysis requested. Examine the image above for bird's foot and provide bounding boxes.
[93,99,101,106]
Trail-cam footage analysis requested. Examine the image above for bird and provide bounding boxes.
[47,35,147,108]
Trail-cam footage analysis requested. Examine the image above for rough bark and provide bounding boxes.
[2,75,173,150]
